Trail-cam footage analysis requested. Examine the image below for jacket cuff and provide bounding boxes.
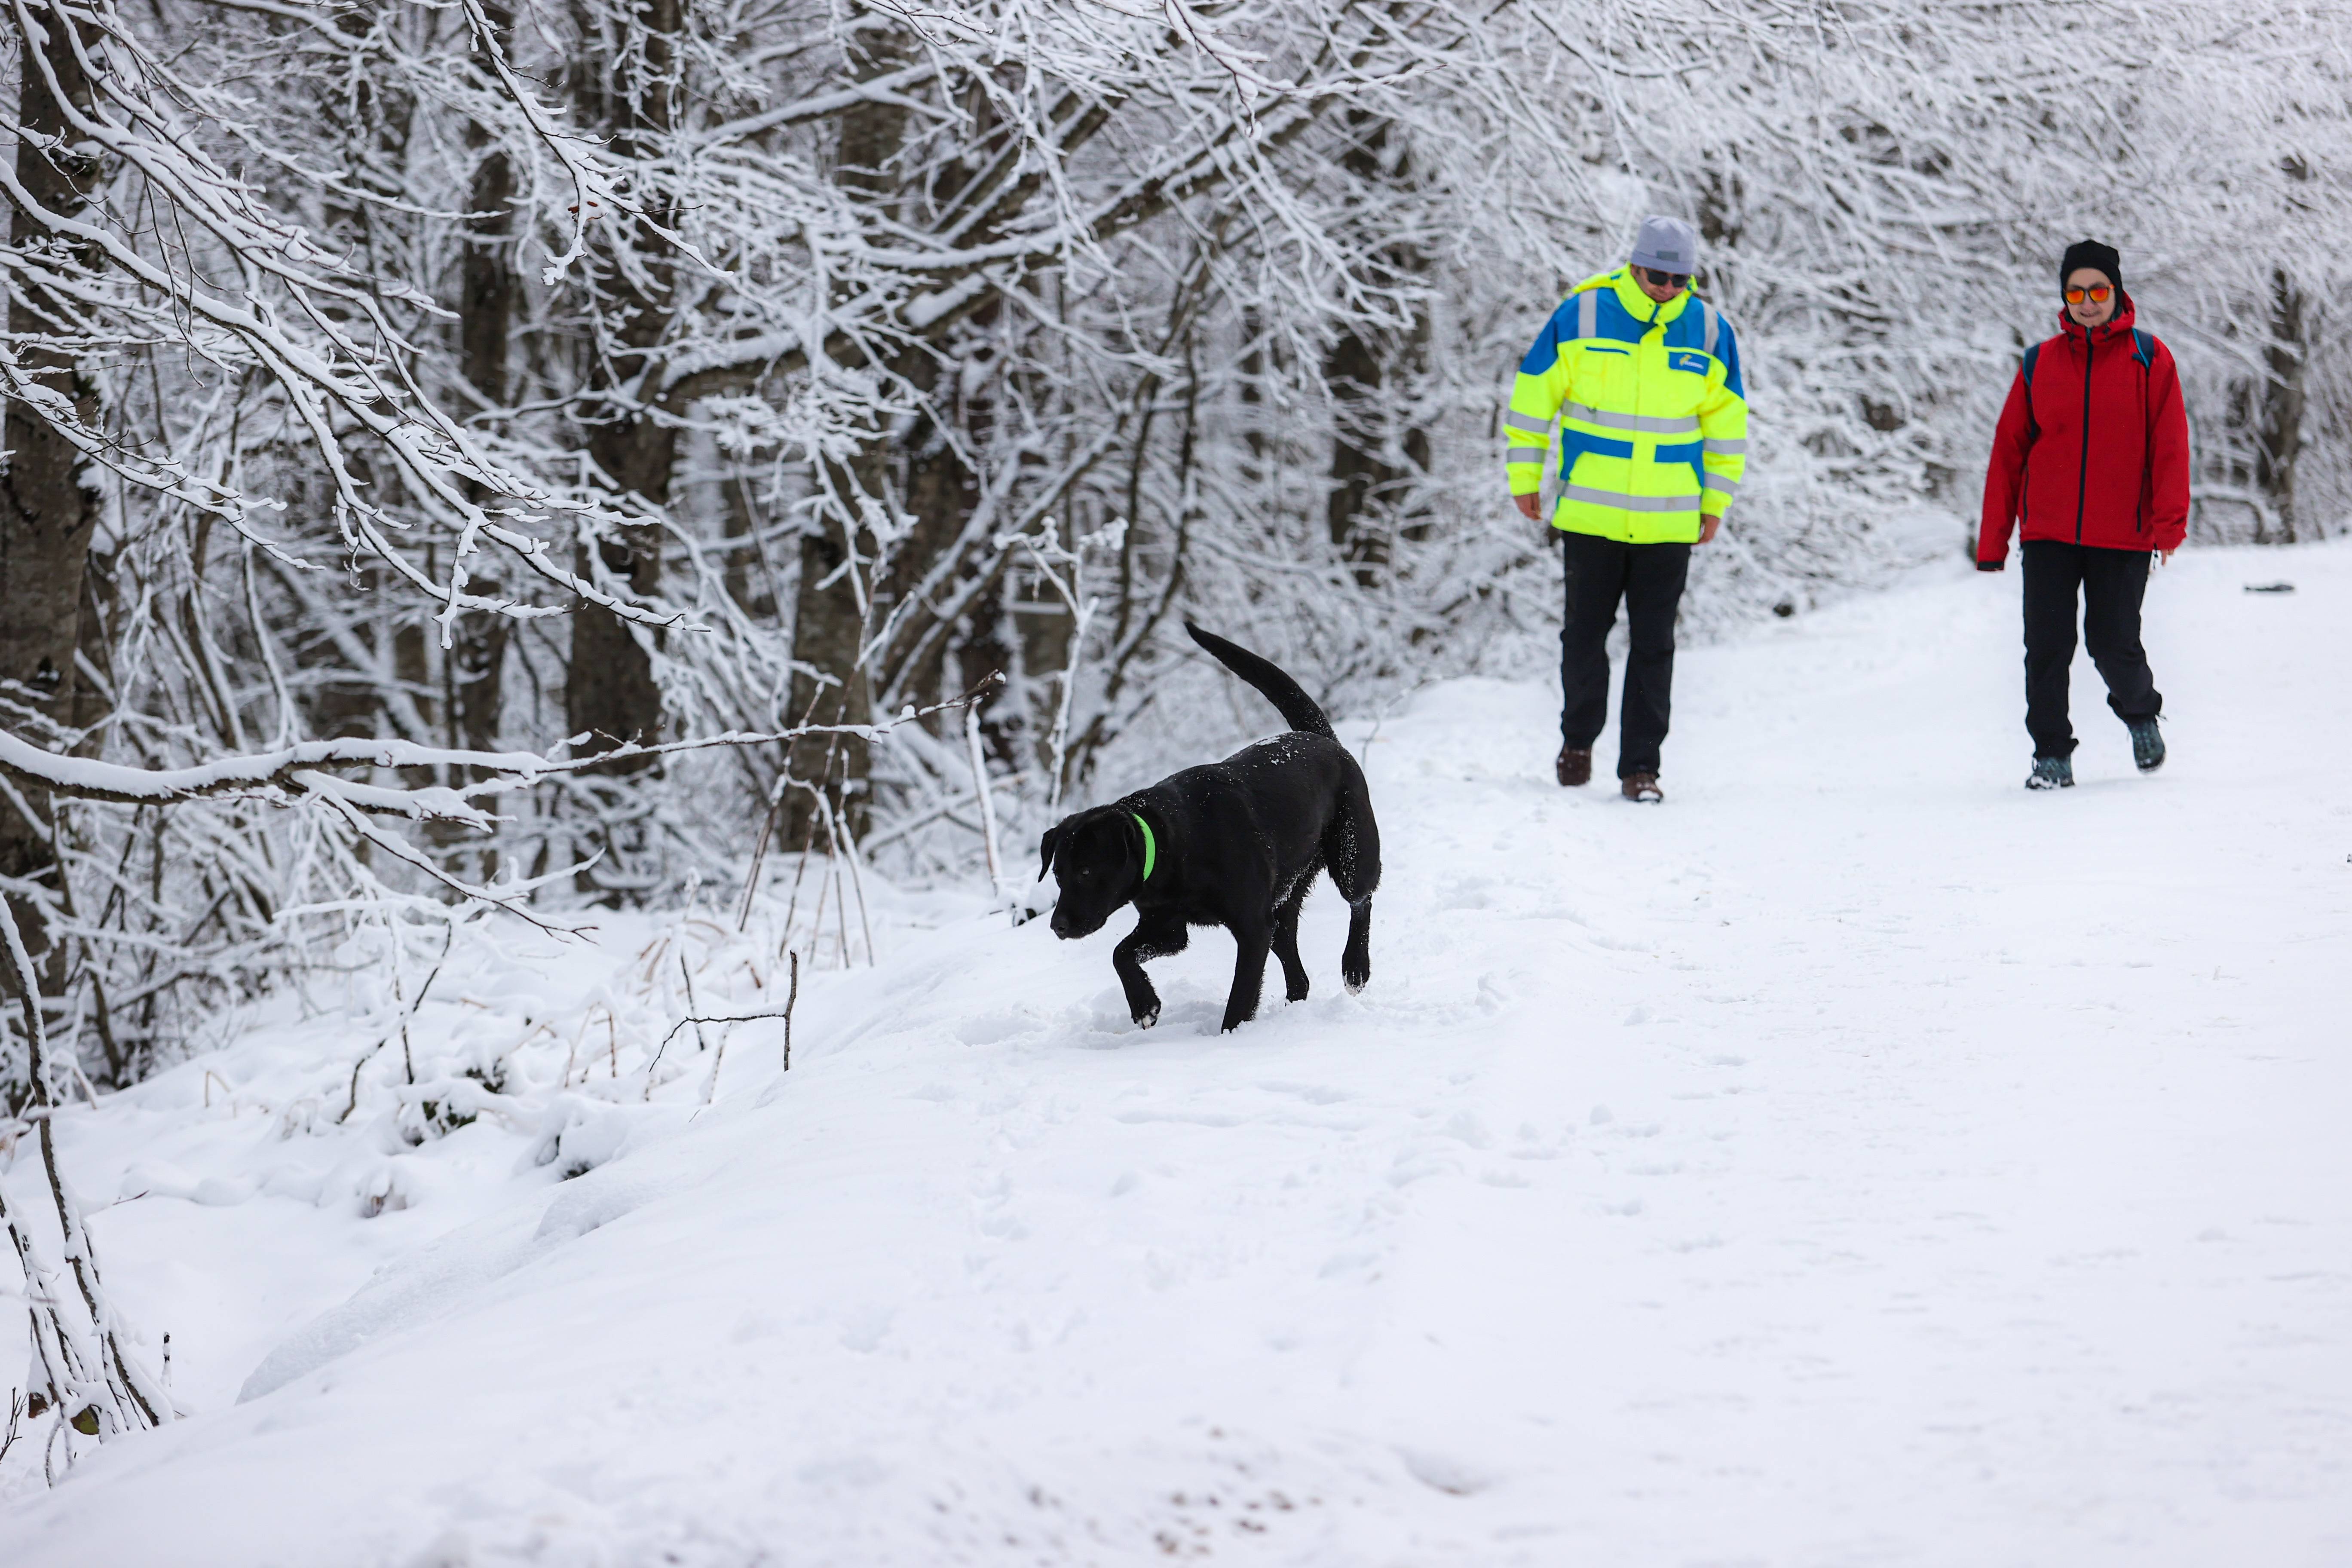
[1975,559,2004,572]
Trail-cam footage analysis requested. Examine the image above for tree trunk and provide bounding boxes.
[0,0,107,953]
[1322,113,1427,583]
[2254,266,2305,544]
[783,469,876,847]
[450,0,518,763]
[564,0,682,763]
[873,349,985,708]
[782,22,913,847]
[1325,325,1401,580]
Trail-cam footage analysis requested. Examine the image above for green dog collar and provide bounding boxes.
[1131,812,1156,882]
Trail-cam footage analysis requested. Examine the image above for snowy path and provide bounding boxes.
[7,546,2351,1565]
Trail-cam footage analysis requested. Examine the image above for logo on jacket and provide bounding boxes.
[1668,350,1711,376]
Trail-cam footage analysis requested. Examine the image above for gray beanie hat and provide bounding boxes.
[1630,215,1699,276]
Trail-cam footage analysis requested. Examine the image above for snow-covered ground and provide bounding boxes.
[6,543,2350,1566]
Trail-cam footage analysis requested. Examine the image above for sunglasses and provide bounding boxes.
[1638,266,1690,289]
[2064,284,2114,304]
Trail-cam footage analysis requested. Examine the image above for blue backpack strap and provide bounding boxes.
[2021,342,2042,443]
[2131,328,2155,368]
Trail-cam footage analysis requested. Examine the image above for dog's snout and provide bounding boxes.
[1049,901,1105,940]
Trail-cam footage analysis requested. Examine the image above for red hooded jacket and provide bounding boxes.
[1978,294,2190,566]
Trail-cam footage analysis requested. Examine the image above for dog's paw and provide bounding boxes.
[1132,1001,1161,1029]
[1343,967,1369,995]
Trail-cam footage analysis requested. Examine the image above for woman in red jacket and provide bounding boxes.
[1978,240,2190,789]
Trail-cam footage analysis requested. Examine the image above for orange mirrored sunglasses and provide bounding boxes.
[2064,284,2114,304]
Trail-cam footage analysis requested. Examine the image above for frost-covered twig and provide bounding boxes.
[338,925,456,1122]
[964,703,1006,900]
[0,892,170,1457]
[0,1387,24,1469]
[998,517,1122,812]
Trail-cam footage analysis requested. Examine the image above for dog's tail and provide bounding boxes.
[1185,622,1335,740]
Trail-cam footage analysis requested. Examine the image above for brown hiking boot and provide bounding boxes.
[1620,773,1663,803]
[1555,746,1592,787]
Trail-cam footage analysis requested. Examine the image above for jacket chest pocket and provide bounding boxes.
[1577,343,1635,399]
[1563,345,1637,483]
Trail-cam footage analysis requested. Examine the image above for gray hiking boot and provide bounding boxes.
[2126,716,2165,773]
[2026,755,2074,790]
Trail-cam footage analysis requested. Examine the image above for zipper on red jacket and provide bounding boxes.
[2073,329,2093,543]
[2137,348,2152,534]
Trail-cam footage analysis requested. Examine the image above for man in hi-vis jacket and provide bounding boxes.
[1507,215,1749,804]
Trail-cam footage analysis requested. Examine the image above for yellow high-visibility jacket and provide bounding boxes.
[1506,267,1749,544]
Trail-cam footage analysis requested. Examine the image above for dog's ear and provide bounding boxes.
[1037,822,1064,882]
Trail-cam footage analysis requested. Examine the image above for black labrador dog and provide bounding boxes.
[1038,624,1380,1032]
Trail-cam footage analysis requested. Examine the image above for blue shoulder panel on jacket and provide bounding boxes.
[1516,300,1577,376]
[1711,315,1744,400]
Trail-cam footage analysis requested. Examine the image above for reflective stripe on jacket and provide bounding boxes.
[1506,267,1749,544]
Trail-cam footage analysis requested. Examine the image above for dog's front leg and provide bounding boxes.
[1219,917,1273,1033]
[1114,915,1188,1028]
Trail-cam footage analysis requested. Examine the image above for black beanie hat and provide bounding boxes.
[2060,240,2122,294]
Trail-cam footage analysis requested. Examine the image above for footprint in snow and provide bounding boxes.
[1398,1447,1502,1497]
[954,1009,1045,1045]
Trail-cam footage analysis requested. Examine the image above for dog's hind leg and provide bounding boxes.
[1339,900,1372,994]
[1323,767,1381,995]
[1114,914,1188,1028]
[1219,916,1273,1033]
[1271,893,1310,1004]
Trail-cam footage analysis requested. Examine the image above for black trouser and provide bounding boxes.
[2021,539,2161,760]
[1559,530,1692,778]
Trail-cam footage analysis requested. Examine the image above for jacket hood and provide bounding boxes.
[2056,290,2139,345]
[1575,266,1699,328]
